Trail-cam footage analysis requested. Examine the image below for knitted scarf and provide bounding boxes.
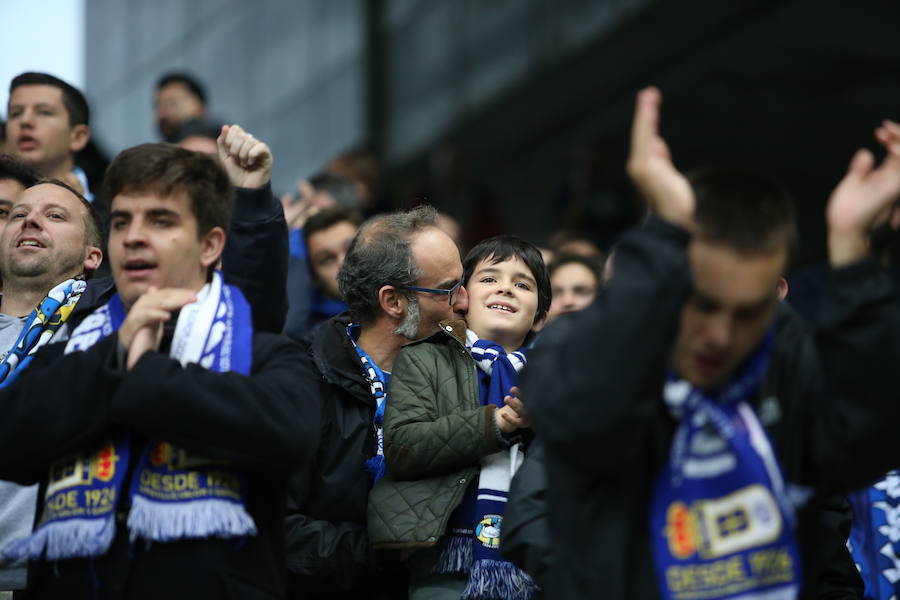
[0,277,86,388]
[347,323,390,483]
[848,471,900,600]
[650,330,802,600]
[3,272,256,562]
[434,329,536,600]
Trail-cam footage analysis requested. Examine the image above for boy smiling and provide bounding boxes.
[368,235,550,600]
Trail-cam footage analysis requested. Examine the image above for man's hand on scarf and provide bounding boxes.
[119,287,197,370]
[496,386,531,433]
[217,124,273,189]
[626,86,695,229]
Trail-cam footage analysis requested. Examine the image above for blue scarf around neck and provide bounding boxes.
[4,272,257,561]
[434,330,536,600]
[650,329,802,600]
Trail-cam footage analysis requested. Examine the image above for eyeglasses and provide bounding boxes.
[397,280,464,305]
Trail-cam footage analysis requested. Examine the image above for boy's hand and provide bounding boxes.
[494,386,531,433]
[119,287,197,370]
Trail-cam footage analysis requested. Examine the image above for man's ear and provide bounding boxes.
[82,245,103,273]
[68,124,90,154]
[777,277,789,302]
[199,227,226,270]
[377,285,406,321]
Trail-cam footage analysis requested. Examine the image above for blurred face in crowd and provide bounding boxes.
[178,135,218,155]
[465,256,540,353]
[156,82,205,140]
[0,183,100,286]
[548,261,597,320]
[109,190,223,308]
[398,226,466,339]
[308,219,358,300]
[671,239,785,390]
[6,85,88,177]
[0,178,27,223]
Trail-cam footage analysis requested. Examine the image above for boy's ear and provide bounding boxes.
[531,311,549,333]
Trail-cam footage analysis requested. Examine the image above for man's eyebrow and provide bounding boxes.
[435,279,458,290]
[146,208,179,218]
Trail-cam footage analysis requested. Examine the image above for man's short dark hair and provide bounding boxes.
[305,206,363,246]
[156,72,207,105]
[689,168,797,254]
[308,172,361,209]
[10,72,90,127]
[171,118,221,144]
[548,252,602,282]
[337,205,438,325]
[463,235,552,323]
[0,153,40,188]
[102,143,233,238]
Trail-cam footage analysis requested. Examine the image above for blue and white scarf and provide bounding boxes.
[347,323,390,483]
[848,471,900,600]
[4,271,256,562]
[650,330,802,600]
[435,330,536,600]
[0,277,86,388]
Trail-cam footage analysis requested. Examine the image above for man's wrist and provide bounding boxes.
[828,232,869,268]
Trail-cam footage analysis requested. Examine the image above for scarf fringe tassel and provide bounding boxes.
[461,559,538,600]
[433,534,474,574]
[4,516,115,561]
[127,496,257,542]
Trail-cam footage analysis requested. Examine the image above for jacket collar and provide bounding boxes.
[310,312,374,404]
[437,318,468,346]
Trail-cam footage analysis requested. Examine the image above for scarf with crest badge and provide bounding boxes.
[432,329,537,600]
[650,329,802,600]
[3,271,257,562]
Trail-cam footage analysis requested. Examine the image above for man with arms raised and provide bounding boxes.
[0,140,316,599]
[525,88,900,599]
[285,204,467,599]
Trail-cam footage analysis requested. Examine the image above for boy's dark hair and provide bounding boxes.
[305,206,363,245]
[0,153,40,188]
[156,72,207,105]
[463,235,551,323]
[548,253,602,282]
[689,168,796,254]
[102,143,233,239]
[10,72,90,127]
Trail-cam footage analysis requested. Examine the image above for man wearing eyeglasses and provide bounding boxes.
[284,204,467,600]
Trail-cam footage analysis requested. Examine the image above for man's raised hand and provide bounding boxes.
[217,124,273,189]
[626,87,695,228]
[118,287,197,370]
[827,120,900,267]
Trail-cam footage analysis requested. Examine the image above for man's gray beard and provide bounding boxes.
[394,295,421,340]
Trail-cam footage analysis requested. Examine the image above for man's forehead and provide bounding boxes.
[410,227,462,287]
[689,240,785,307]
[111,190,187,211]
[0,178,26,202]
[9,83,65,107]
[19,183,81,207]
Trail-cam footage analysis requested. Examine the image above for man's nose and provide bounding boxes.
[705,313,733,350]
[451,284,469,315]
